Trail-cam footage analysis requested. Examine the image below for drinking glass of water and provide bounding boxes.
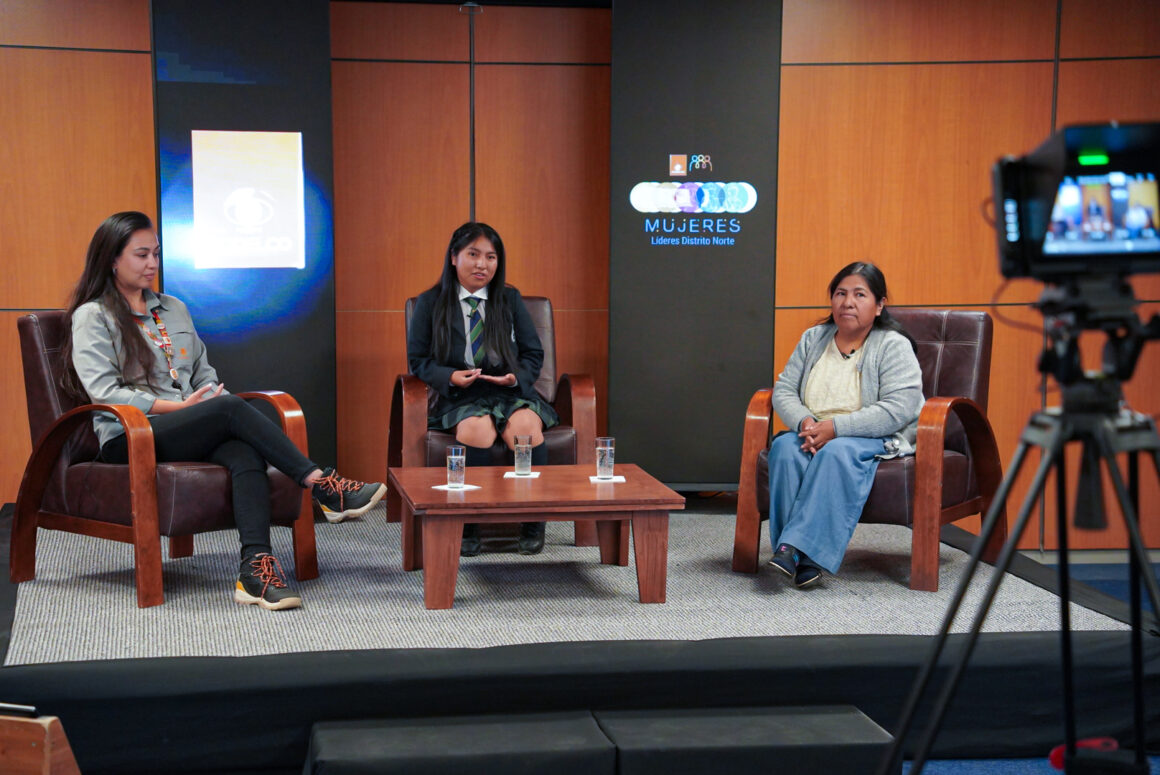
[514,435,533,476]
[595,437,615,479]
[446,445,466,488]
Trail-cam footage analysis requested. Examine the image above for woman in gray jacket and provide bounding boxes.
[768,262,923,588]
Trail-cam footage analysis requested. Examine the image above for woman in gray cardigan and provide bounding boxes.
[768,262,923,588]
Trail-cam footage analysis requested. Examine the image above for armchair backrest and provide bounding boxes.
[890,309,992,411]
[890,308,993,455]
[18,312,92,444]
[18,311,101,512]
[404,293,559,404]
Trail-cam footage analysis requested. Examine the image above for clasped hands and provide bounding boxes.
[798,417,835,454]
[450,368,516,388]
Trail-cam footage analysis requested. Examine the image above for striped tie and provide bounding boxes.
[465,297,484,366]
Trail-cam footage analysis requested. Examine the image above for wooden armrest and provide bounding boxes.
[0,714,81,774]
[13,403,162,605]
[738,388,773,514]
[18,403,156,512]
[388,374,431,469]
[915,396,1005,528]
[237,390,309,457]
[732,388,773,573]
[555,373,597,464]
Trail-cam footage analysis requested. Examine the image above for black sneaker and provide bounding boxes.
[312,467,386,523]
[768,543,799,577]
[461,523,482,557]
[795,563,823,589]
[234,553,301,611]
[518,522,546,555]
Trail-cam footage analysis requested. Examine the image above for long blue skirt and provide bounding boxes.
[767,431,886,574]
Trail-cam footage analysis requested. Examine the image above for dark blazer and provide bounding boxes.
[407,285,546,415]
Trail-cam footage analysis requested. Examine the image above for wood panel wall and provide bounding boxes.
[779,0,1160,549]
[2,0,1156,554]
[330,2,611,484]
[0,0,154,502]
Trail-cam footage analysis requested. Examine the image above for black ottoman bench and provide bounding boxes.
[594,705,895,774]
[304,711,616,775]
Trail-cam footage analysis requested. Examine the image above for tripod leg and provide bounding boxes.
[1055,458,1078,762]
[906,442,1063,775]
[1129,453,1146,770]
[877,432,1057,775]
[1093,427,1160,626]
[1093,429,1160,771]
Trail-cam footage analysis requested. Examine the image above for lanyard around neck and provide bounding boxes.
[136,309,181,387]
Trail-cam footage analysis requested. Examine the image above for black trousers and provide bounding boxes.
[100,395,318,557]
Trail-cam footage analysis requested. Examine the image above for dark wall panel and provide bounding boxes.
[153,0,337,464]
[609,0,780,487]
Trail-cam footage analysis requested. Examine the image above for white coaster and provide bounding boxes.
[503,471,542,478]
[432,484,482,491]
[590,475,626,483]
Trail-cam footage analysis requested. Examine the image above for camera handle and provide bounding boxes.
[876,385,1160,775]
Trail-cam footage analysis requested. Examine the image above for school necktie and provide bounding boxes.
[465,297,484,366]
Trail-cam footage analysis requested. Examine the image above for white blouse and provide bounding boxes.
[802,336,863,421]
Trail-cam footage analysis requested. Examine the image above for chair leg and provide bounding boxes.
[132,539,165,608]
[169,535,193,558]
[291,492,319,581]
[731,503,761,574]
[909,515,941,592]
[9,498,39,583]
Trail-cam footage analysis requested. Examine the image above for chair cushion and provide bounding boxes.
[756,447,976,526]
[56,462,303,535]
[422,425,577,467]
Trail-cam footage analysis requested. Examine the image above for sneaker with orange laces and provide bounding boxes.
[311,467,387,523]
[234,552,302,611]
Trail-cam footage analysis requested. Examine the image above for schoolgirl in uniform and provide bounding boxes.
[407,222,558,555]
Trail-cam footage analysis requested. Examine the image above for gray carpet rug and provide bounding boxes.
[4,506,1126,665]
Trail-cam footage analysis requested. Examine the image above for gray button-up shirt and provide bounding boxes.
[71,290,222,447]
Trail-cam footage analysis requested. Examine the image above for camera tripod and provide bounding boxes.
[876,374,1160,775]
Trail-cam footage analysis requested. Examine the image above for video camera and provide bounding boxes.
[993,122,1160,390]
[994,122,1160,282]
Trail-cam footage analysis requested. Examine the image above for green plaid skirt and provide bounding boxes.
[429,394,560,432]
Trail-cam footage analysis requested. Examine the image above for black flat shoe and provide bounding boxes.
[517,522,546,555]
[461,523,481,557]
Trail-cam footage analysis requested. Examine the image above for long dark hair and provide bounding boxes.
[822,261,917,353]
[429,222,518,373]
[61,211,159,399]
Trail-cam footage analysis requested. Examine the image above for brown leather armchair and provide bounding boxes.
[12,311,318,608]
[386,295,599,544]
[732,308,1006,591]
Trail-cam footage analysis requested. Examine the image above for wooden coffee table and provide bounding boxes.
[386,463,685,609]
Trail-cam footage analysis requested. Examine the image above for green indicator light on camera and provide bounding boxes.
[1077,152,1109,166]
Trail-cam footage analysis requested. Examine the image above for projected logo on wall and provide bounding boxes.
[192,130,305,269]
[631,154,756,246]
[159,130,332,342]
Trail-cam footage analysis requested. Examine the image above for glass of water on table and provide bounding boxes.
[446,445,465,488]
[595,437,615,479]
[513,435,533,476]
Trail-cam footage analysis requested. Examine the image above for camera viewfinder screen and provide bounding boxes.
[1044,172,1160,255]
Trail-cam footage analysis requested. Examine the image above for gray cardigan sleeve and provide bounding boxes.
[772,326,823,433]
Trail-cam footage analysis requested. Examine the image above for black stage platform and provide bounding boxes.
[1,505,1157,774]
